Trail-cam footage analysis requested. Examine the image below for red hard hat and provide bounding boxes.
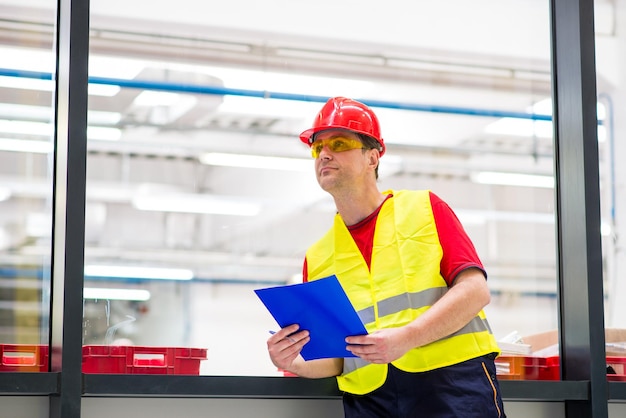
[300,97,385,156]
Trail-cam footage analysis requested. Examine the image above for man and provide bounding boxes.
[267,97,505,418]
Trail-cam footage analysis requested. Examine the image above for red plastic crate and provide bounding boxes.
[82,345,207,375]
[0,344,49,372]
[607,356,626,381]
[523,355,560,380]
[521,355,626,381]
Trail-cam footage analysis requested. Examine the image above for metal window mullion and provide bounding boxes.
[49,0,90,417]
[550,0,607,417]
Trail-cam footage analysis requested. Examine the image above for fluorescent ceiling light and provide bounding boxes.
[0,119,51,136]
[133,91,182,106]
[218,95,321,119]
[87,126,122,141]
[89,55,145,79]
[88,83,121,97]
[485,117,606,142]
[0,103,52,120]
[485,117,553,138]
[0,104,120,126]
[84,265,194,280]
[0,187,11,201]
[25,212,51,237]
[84,287,151,301]
[0,75,52,91]
[471,171,554,188]
[601,221,612,237]
[88,110,122,125]
[0,138,53,153]
[597,125,607,143]
[529,98,552,116]
[132,193,261,216]
[485,97,552,139]
[199,152,312,172]
[130,92,198,124]
[0,46,53,72]
[0,120,120,141]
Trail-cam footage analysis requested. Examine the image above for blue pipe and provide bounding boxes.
[1,67,554,121]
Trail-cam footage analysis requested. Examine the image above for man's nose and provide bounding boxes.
[318,144,332,158]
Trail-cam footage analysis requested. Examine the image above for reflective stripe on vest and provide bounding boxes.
[355,287,493,332]
[344,315,493,375]
[356,287,447,325]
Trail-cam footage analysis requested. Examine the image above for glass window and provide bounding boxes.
[596,0,626,361]
[81,1,556,377]
[0,4,56,372]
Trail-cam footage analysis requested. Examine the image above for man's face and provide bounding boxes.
[311,129,372,193]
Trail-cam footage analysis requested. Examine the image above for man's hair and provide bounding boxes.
[358,134,382,179]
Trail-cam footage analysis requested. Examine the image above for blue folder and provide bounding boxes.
[255,275,368,360]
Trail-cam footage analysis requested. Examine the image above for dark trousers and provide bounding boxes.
[342,354,506,418]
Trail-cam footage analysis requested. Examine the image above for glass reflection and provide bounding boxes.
[597,0,626,371]
[75,1,560,377]
[0,5,56,372]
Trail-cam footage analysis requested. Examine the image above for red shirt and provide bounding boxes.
[302,191,485,286]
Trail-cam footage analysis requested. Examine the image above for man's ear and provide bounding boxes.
[368,149,380,168]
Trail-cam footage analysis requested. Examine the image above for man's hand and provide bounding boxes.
[267,324,310,372]
[266,324,343,378]
[345,327,411,364]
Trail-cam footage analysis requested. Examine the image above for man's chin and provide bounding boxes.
[317,178,333,192]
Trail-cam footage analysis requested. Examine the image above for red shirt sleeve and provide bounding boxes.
[429,191,486,285]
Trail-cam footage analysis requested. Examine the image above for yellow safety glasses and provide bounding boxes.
[310,137,364,158]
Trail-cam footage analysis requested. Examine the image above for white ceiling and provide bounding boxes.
[0,1,616,289]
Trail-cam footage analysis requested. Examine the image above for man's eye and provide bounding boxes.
[331,140,346,150]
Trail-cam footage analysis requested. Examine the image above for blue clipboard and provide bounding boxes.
[255,275,368,360]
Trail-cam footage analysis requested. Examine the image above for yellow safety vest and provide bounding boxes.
[306,189,500,395]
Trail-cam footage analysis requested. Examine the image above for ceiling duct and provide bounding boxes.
[0,9,551,94]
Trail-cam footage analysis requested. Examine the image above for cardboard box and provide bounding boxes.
[522,328,626,356]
